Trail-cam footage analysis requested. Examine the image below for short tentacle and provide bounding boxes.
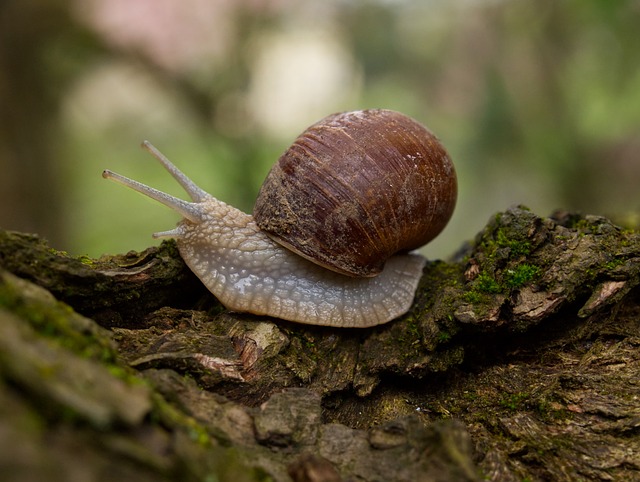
[152,227,185,239]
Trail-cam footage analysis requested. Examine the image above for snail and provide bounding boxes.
[102,109,457,328]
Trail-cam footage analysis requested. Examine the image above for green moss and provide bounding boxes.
[76,254,97,267]
[570,218,596,232]
[462,210,546,313]
[604,259,624,271]
[404,315,422,339]
[462,290,484,304]
[476,272,502,294]
[302,337,316,351]
[464,261,541,306]
[47,247,69,257]
[504,264,541,289]
[0,276,118,365]
[462,391,479,402]
[151,393,211,447]
[495,229,532,257]
[499,392,529,411]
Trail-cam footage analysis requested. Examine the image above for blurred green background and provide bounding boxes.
[1,0,639,260]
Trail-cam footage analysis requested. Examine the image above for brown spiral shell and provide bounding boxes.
[253,109,457,277]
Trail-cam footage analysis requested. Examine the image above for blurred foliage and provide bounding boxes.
[0,0,639,259]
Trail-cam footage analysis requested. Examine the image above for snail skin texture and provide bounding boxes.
[102,110,457,328]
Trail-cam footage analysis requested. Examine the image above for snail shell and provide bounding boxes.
[254,109,457,277]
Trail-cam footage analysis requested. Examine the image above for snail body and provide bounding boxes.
[102,109,456,328]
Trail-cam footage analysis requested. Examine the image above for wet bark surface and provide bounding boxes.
[1,206,639,481]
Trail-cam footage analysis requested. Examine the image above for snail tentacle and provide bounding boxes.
[102,169,204,224]
[141,140,209,202]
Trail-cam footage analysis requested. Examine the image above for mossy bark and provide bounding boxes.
[1,206,639,481]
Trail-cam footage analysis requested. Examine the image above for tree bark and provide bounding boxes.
[0,206,639,481]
